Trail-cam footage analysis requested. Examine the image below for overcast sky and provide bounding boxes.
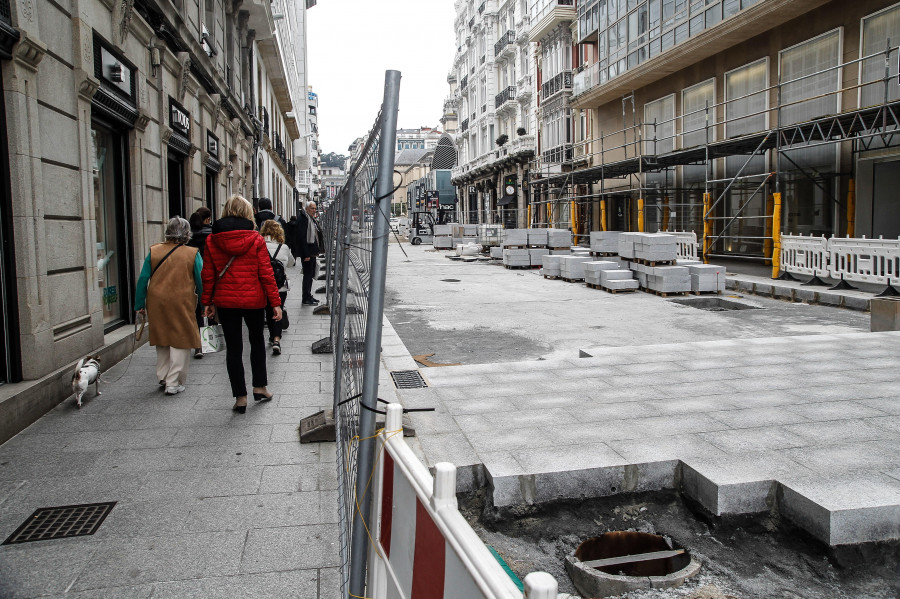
[307,1,456,156]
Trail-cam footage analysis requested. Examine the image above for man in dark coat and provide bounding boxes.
[284,215,301,258]
[296,201,323,305]
[254,197,286,230]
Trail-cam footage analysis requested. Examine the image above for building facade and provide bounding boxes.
[537,0,900,256]
[449,0,537,228]
[0,0,313,435]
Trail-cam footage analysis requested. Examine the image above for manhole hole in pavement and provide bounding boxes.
[390,370,428,389]
[3,502,116,545]
[441,279,461,283]
[565,531,700,597]
[669,297,762,311]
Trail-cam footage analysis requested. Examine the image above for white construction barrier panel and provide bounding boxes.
[367,405,558,599]
[828,237,900,286]
[663,231,698,261]
[780,235,829,277]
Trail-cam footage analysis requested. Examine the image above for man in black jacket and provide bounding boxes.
[254,197,286,230]
[296,201,323,305]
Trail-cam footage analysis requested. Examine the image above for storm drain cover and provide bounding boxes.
[390,370,428,389]
[441,279,461,283]
[2,502,116,545]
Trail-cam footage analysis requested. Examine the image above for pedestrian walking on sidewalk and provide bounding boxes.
[297,200,323,305]
[187,207,213,359]
[134,216,203,396]
[260,219,295,356]
[201,195,282,414]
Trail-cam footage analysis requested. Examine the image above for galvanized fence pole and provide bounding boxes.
[348,69,401,599]
[332,181,356,597]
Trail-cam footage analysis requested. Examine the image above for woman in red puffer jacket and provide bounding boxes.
[202,195,282,414]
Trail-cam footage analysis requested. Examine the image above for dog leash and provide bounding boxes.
[98,311,147,384]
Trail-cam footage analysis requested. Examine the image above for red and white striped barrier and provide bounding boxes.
[367,404,559,599]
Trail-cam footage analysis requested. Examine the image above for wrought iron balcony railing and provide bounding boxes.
[494,30,515,56]
[495,85,516,109]
[541,70,572,101]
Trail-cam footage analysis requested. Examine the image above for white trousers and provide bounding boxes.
[155,346,191,387]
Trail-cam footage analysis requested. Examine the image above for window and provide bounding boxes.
[725,58,768,138]
[780,30,841,126]
[643,94,675,154]
[860,3,900,106]
[682,78,715,148]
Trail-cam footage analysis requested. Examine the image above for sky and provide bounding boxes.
[307,0,456,156]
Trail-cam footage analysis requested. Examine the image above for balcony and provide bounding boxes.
[529,0,575,42]
[516,75,533,101]
[542,144,574,164]
[258,106,270,137]
[541,70,572,102]
[495,85,517,111]
[494,30,515,57]
[460,75,469,91]
[461,118,469,133]
[572,63,600,97]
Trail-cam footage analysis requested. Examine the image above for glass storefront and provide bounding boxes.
[168,156,186,218]
[0,68,19,384]
[91,125,130,328]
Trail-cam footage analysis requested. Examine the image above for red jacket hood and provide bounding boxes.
[209,230,260,257]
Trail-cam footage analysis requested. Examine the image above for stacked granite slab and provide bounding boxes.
[541,254,564,277]
[560,256,593,280]
[583,261,621,286]
[645,265,691,293]
[501,229,529,247]
[634,233,678,263]
[433,220,454,249]
[572,247,592,257]
[529,248,550,266]
[690,264,727,293]
[600,268,640,291]
[528,229,549,247]
[502,248,531,267]
[452,224,478,247]
[590,231,622,254]
[548,229,574,248]
[490,246,503,260]
[618,232,643,259]
[550,248,572,255]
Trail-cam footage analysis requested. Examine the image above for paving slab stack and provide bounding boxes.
[645,265,691,293]
[634,233,679,263]
[590,231,622,254]
[689,264,727,293]
[600,268,640,291]
[583,261,621,286]
[502,248,531,267]
[548,229,574,249]
[560,256,593,281]
[433,223,455,249]
[529,248,550,267]
[541,254,563,277]
[501,229,529,247]
[453,224,478,247]
[489,246,503,260]
[527,229,549,247]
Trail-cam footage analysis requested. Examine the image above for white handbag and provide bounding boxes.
[199,318,226,354]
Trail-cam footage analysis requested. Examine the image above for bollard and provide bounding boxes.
[524,572,558,599]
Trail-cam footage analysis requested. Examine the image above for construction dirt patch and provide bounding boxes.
[459,489,900,599]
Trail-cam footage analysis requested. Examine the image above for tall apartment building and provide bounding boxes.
[535,0,900,257]
[0,0,313,437]
[450,0,537,227]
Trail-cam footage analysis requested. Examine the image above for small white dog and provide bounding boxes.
[71,356,101,408]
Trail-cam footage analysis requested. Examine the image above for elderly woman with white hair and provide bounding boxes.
[134,216,203,395]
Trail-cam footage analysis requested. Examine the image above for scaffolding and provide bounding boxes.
[527,43,900,262]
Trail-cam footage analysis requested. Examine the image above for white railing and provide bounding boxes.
[367,405,558,599]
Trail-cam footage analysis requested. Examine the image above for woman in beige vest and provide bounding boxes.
[134,216,203,395]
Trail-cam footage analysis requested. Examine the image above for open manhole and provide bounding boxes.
[565,532,700,597]
[669,297,762,312]
[3,502,116,545]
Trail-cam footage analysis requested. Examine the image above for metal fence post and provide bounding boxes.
[348,70,401,599]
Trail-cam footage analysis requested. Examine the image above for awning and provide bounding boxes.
[497,194,516,206]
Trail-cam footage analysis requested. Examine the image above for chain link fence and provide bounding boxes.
[321,71,401,599]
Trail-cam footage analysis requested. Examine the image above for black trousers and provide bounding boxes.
[265,291,288,340]
[301,258,315,300]
[217,307,267,398]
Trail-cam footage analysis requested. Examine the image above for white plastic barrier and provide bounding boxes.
[780,235,829,277]
[368,405,558,599]
[663,231,699,261]
[828,237,900,286]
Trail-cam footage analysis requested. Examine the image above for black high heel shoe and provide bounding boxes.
[232,399,247,413]
[253,392,274,403]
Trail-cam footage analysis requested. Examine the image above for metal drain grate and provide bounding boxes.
[390,370,428,389]
[2,502,116,545]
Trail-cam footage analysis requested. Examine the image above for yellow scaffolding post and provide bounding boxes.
[771,192,782,279]
[661,196,670,231]
[702,192,711,264]
[527,204,531,228]
[847,178,856,238]
[571,201,577,239]
[600,199,607,232]
[637,198,645,232]
[546,202,551,226]
[763,194,774,265]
